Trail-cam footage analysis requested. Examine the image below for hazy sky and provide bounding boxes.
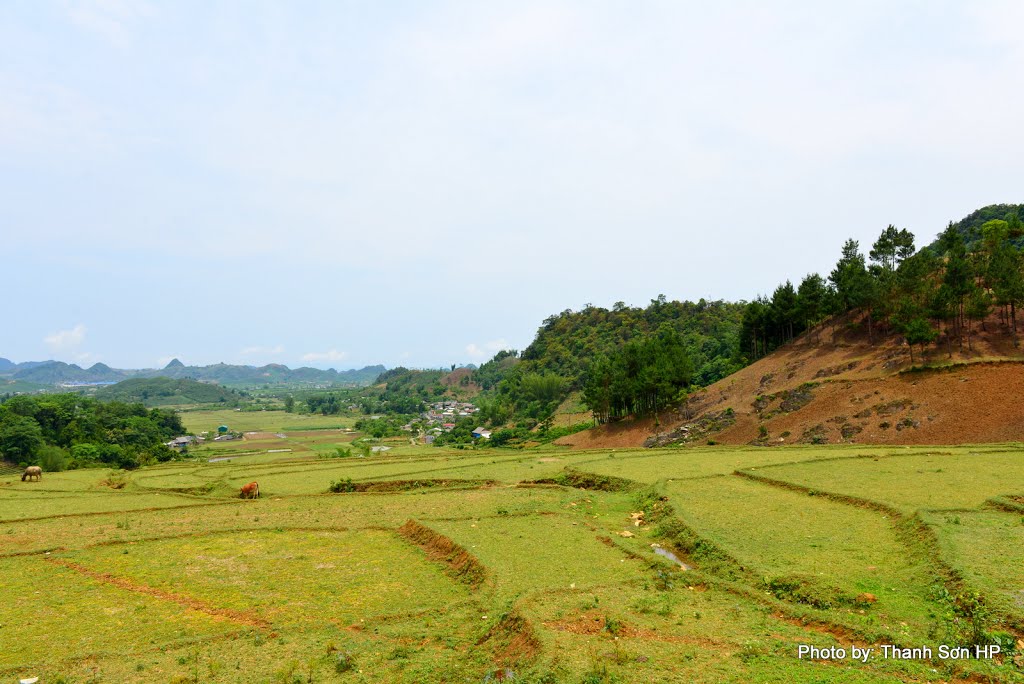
[3,1,1023,370]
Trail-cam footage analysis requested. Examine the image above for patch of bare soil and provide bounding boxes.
[478,609,542,667]
[554,416,658,448]
[551,411,591,428]
[242,432,285,441]
[396,519,487,588]
[286,429,353,438]
[716,362,1024,446]
[350,479,497,493]
[543,611,726,648]
[440,367,481,395]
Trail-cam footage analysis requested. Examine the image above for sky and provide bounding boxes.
[3,1,1023,370]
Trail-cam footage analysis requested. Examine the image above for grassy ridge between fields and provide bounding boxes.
[0,442,1021,683]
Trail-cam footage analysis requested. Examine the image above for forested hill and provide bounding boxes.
[937,203,1024,250]
[453,298,746,431]
[518,298,744,387]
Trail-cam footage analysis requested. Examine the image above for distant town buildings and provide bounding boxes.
[412,400,482,441]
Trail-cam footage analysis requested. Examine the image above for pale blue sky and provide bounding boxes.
[3,1,1023,369]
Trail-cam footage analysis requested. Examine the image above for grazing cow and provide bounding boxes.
[22,466,42,482]
[240,481,260,499]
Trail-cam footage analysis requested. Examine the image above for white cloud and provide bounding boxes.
[465,339,510,360]
[44,324,87,352]
[301,349,348,363]
[42,324,98,363]
[64,0,154,48]
[240,344,285,356]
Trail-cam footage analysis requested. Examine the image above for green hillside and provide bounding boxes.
[940,203,1024,250]
[94,377,242,407]
[517,298,743,386]
[467,298,744,425]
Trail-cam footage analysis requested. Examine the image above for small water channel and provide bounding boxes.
[652,544,692,570]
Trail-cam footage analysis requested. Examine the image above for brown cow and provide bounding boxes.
[21,466,42,482]
[240,481,260,499]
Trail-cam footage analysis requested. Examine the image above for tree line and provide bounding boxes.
[581,326,693,424]
[0,394,185,470]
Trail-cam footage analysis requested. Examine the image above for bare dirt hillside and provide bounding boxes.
[557,313,1024,448]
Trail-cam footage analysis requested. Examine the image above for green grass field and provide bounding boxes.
[2,439,1022,682]
[745,447,1024,511]
[180,408,356,434]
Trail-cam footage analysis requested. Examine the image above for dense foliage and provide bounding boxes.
[742,205,1024,364]
[471,297,743,426]
[936,204,1024,251]
[521,297,743,386]
[582,327,694,424]
[353,415,408,438]
[304,392,354,416]
[0,394,184,469]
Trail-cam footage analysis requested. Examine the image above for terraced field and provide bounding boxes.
[1,440,1022,682]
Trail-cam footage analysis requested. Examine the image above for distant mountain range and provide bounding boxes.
[0,357,385,388]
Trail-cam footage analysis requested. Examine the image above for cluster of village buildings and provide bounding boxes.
[165,425,235,450]
[410,400,490,443]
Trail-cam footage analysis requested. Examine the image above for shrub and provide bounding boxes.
[37,445,67,472]
[328,478,358,493]
[68,443,101,468]
[334,651,357,673]
[763,574,856,609]
[580,664,622,684]
[102,471,129,489]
